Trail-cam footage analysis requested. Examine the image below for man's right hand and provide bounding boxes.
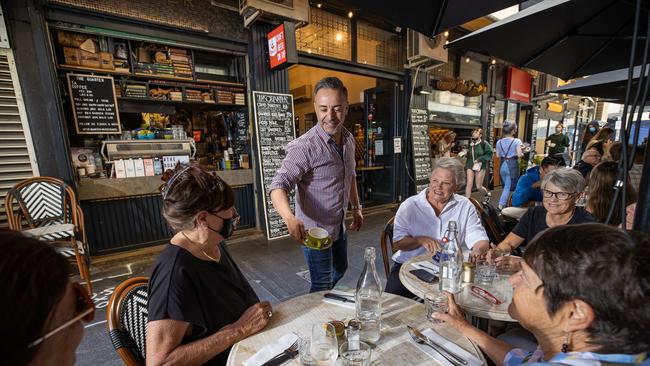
[287,215,307,244]
[416,236,440,253]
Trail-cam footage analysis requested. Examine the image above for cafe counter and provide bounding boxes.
[78,169,256,256]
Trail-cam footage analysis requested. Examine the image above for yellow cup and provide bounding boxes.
[304,227,333,250]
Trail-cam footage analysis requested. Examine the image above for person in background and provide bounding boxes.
[546,123,571,165]
[270,77,363,292]
[434,224,650,366]
[385,158,489,298]
[0,230,94,366]
[464,128,493,199]
[496,121,523,210]
[579,120,600,153]
[573,147,602,180]
[505,154,565,216]
[436,131,457,158]
[586,161,637,227]
[607,142,644,192]
[497,169,595,253]
[586,127,614,157]
[147,164,271,366]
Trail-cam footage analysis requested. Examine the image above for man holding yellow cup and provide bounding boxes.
[270,77,363,292]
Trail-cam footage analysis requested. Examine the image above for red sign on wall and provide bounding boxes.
[506,67,532,103]
[268,24,287,69]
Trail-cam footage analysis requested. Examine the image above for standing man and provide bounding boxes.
[270,77,363,292]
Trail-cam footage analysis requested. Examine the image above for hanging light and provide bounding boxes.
[443,31,449,37]
[491,59,497,65]
[465,57,470,63]
[316,3,322,8]
[348,11,354,18]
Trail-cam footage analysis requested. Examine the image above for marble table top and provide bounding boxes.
[227,291,485,365]
[399,255,516,322]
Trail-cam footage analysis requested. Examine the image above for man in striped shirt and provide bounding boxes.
[270,77,363,292]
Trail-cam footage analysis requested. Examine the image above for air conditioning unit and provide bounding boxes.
[291,84,312,102]
[239,0,309,28]
[406,29,447,68]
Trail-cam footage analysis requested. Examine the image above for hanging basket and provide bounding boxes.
[434,77,456,91]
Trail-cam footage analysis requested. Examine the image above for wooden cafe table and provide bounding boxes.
[399,254,516,322]
[227,291,485,365]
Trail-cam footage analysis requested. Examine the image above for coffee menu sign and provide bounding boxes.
[252,91,296,239]
[66,74,121,134]
[410,108,432,193]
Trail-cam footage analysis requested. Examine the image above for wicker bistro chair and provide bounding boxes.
[380,216,395,277]
[107,277,149,366]
[4,176,92,294]
[468,197,506,244]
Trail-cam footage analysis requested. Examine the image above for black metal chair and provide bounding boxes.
[107,277,149,366]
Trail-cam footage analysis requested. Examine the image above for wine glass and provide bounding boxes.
[310,323,338,366]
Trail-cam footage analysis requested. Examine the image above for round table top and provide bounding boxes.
[399,255,516,322]
[227,291,485,365]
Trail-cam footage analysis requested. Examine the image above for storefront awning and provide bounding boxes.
[447,0,647,80]
[548,66,649,103]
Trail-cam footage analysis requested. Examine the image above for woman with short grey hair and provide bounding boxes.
[432,157,466,188]
[495,168,595,253]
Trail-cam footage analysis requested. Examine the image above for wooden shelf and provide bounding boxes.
[134,73,194,81]
[58,64,132,76]
[117,96,244,109]
[196,79,245,87]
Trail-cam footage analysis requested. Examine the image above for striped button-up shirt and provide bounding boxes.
[269,123,356,240]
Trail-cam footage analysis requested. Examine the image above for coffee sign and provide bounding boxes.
[252,91,296,239]
[66,74,121,134]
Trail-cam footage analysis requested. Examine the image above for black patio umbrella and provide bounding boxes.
[548,66,649,102]
[447,0,647,80]
[329,0,525,37]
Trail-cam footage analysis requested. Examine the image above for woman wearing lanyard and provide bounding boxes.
[496,121,523,210]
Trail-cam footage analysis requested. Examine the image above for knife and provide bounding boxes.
[324,293,355,303]
[408,326,468,365]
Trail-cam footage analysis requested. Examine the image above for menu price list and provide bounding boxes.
[66,74,121,134]
[410,109,432,193]
[253,91,296,239]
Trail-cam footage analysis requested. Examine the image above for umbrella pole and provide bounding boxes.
[633,143,650,231]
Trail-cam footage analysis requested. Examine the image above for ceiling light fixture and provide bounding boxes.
[465,57,470,63]
[491,59,497,65]
[316,3,322,8]
[443,31,449,37]
[348,11,354,18]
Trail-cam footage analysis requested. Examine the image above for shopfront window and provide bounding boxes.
[296,8,352,61]
[427,90,482,125]
[507,101,518,123]
[356,21,402,70]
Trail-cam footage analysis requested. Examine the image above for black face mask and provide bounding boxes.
[207,212,239,240]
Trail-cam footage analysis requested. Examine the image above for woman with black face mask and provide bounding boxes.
[147,163,272,366]
[580,120,600,154]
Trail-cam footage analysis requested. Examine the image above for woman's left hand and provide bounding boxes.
[431,291,471,332]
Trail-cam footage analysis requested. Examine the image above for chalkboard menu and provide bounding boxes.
[66,74,121,134]
[410,108,432,193]
[252,91,296,239]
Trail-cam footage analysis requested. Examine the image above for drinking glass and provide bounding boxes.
[340,341,372,366]
[310,323,338,366]
[299,337,316,366]
[424,292,448,324]
[475,260,497,286]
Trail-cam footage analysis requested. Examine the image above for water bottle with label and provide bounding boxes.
[355,247,382,343]
[439,221,463,293]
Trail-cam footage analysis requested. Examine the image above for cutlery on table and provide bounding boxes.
[407,325,468,366]
[260,339,300,366]
[324,293,356,303]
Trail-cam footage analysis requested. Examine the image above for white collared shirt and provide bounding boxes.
[392,189,488,264]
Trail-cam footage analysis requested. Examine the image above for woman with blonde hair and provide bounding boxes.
[464,128,493,198]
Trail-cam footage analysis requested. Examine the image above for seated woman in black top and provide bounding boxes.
[495,168,595,254]
[146,164,272,366]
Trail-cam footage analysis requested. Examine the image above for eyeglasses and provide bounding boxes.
[28,282,95,348]
[541,189,576,200]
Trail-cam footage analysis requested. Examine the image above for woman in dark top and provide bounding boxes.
[464,128,493,198]
[586,161,637,226]
[495,168,595,253]
[146,164,271,366]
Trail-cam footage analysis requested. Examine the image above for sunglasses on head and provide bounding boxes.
[28,282,95,348]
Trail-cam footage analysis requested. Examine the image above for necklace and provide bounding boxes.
[181,231,220,262]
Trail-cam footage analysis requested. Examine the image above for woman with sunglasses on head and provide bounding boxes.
[495,169,595,256]
[433,224,650,366]
[146,163,271,366]
[0,229,95,366]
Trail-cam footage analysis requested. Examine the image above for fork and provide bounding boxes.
[260,339,300,366]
